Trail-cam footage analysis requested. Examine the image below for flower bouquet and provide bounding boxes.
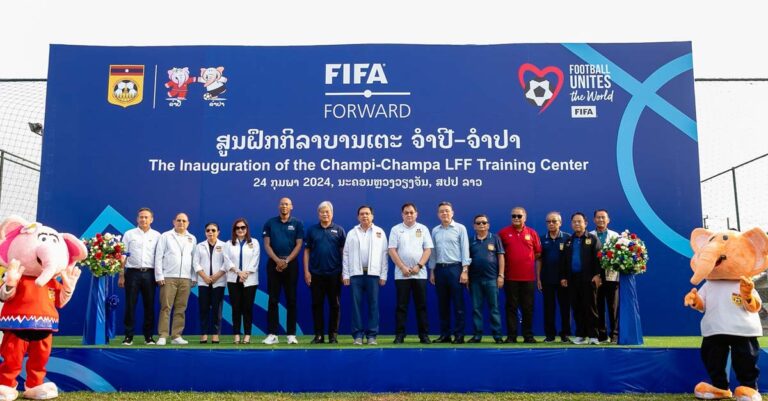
[78,233,126,277]
[598,230,649,275]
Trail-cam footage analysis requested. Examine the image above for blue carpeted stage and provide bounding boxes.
[30,346,768,393]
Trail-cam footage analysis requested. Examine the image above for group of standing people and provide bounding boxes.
[118,201,622,346]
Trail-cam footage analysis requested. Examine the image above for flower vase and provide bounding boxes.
[82,274,107,345]
[618,272,643,345]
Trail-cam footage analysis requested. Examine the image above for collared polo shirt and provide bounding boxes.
[262,216,304,257]
[122,227,161,269]
[540,230,570,284]
[498,225,541,281]
[469,233,505,281]
[305,222,346,275]
[388,222,434,280]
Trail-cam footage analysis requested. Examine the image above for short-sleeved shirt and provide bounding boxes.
[498,225,542,281]
[469,233,505,281]
[540,231,571,285]
[262,216,304,257]
[304,222,346,275]
[388,222,434,280]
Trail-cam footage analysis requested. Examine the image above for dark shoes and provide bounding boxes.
[543,337,555,343]
[328,334,338,344]
[310,336,325,344]
[523,337,537,344]
[419,335,432,344]
[467,337,482,343]
[494,337,504,344]
[452,336,465,344]
[610,335,618,343]
[433,335,452,344]
[504,336,518,343]
[560,336,570,343]
[393,335,405,344]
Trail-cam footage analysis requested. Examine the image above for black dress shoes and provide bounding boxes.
[523,336,537,344]
[452,336,465,344]
[328,334,338,344]
[433,335,452,343]
[504,336,518,343]
[419,335,432,344]
[494,337,504,344]
[393,335,405,344]
[467,337,482,343]
[310,336,325,344]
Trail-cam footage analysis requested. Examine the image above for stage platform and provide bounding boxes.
[19,337,768,393]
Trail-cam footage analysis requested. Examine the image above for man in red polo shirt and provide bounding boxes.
[498,206,542,343]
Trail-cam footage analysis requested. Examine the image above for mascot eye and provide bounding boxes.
[38,233,47,242]
[722,235,728,241]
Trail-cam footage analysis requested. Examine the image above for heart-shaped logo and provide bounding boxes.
[518,63,563,114]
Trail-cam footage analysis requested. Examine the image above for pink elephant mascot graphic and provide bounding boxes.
[164,67,196,100]
[199,67,227,100]
[684,227,768,401]
[0,216,87,400]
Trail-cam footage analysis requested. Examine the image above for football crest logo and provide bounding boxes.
[108,65,144,108]
[518,63,563,113]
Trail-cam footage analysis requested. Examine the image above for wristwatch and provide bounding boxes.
[416,263,424,269]
[462,267,468,273]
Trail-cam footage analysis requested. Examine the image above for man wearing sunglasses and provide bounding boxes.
[467,214,505,344]
[498,207,542,343]
[154,212,197,345]
[538,211,571,343]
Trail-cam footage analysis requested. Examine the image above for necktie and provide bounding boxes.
[239,240,244,271]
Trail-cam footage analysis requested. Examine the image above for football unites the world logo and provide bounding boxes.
[517,63,563,113]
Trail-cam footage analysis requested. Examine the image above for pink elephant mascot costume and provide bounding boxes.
[0,217,87,400]
[684,227,768,401]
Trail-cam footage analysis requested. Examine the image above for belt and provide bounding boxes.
[436,262,461,268]
[362,267,368,274]
[129,267,154,272]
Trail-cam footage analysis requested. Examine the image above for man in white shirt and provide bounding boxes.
[388,203,433,344]
[119,208,161,345]
[590,209,619,343]
[343,205,389,345]
[154,212,196,345]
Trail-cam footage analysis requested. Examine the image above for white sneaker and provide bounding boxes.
[156,337,167,345]
[286,335,298,344]
[262,334,279,345]
[588,337,600,345]
[571,336,586,345]
[353,338,363,345]
[171,337,189,345]
[367,338,378,345]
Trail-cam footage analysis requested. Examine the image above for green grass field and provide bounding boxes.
[51,335,768,348]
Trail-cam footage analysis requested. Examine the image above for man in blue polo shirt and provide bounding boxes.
[262,197,304,345]
[467,214,505,344]
[303,201,346,344]
[538,211,571,343]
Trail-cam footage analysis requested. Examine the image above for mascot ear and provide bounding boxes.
[690,228,713,253]
[0,216,29,264]
[743,228,768,271]
[62,233,88,268]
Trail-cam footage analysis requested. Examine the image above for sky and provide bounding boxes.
[1,1,767,78]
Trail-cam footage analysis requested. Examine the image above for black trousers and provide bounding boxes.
[394,279,429,337]
[570,274,598,339]
[311,273,341,336]
[266,259,298,335]
[198,285,225,335]
[542,282,570,338]
[228,282,257,335]
[701,335,760,390]
[504,281,535,338]
[597,280,619,340]
[123,268,156,339]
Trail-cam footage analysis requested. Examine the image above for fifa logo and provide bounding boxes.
[325,63,388,85]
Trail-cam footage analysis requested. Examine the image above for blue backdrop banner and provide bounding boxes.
[40,42,701,336]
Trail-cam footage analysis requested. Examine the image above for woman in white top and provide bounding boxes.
[193,222,229,344]
[224,218,260,344]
